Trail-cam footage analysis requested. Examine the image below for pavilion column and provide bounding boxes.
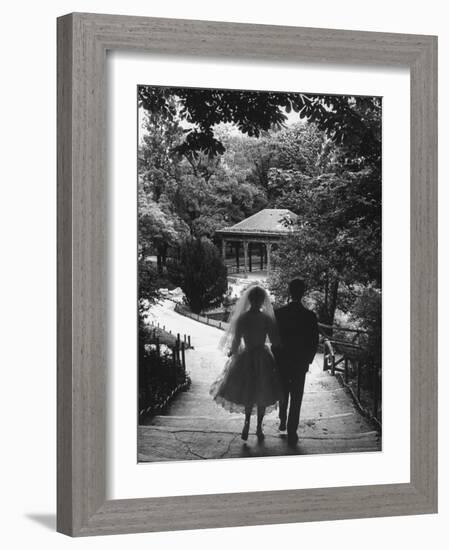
[266,242,272,275]
[243,241,249,273]
[260,243,264,270]
[221,239,227,261]
[235,242,240,273]
[248,242,252,272]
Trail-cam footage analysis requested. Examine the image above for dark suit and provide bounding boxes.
[273,302,319,435]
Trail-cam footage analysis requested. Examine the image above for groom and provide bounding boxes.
[273,279,319,445]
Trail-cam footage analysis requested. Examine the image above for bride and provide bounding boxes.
[210,285,282,441]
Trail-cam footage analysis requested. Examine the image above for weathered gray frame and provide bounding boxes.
[57,12,438,537]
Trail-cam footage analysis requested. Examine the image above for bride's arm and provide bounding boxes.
[229,317,243,356]
[267,315,280,347]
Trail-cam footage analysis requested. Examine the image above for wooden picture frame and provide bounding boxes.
[57,12,438,536]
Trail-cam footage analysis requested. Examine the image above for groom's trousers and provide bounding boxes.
[278,363,308,435]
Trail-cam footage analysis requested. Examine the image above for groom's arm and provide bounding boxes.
[271,309,282,362]
[307,312,319,364]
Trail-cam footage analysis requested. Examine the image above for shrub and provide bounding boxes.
[351,286,381,365]
[168,237,227,314]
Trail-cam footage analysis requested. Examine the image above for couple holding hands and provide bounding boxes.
[210,279,319,446]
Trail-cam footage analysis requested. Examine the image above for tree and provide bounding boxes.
[229,115,380,326]
[138,188,189,273]
[138,86,381,165]
[168,238,227,313]
[138,89,381,329]
[139,115,267,242]
[269,167,381,325]
[351,286,382,365]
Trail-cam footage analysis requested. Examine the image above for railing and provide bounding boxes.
[143,322,192,378]
[139,323,192,421]
[226,265,241,275]
[174,303,229,331]
[173,303,381,428]
[320,326,381,429]
[145,321,193,349]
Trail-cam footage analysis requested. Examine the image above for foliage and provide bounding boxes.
[168,238,227,313]
[139,343,191,420]
[269,165,380,324]
[351,287,382,365]
[138,190,182,254]
[138,260,160,308]
[138,86,381,165]
[138,113,265,243]
[138,87,381,332]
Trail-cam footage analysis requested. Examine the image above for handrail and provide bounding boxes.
[322,336,380,428]
[318,322,370,335]
[324,338,365,351]
[174,303,229,331]
[172,301,380,427]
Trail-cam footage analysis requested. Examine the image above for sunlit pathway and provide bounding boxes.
[139,300,380,461]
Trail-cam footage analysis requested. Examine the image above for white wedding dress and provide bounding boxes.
[210,289,282,414]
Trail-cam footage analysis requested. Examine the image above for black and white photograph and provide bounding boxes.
[0,0,442,542]
[137,85,382,462]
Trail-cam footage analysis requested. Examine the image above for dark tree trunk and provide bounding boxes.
[156,243,168,274]
[328,277,339,326]
[161,243,168,267]
[156,254,163,275]
[319,276,339,329]
[324,274,329,317]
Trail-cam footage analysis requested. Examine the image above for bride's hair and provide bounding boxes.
[248,285,266,308]
[219,284,275,352]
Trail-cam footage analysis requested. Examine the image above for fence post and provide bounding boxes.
[330,354,335,376]
[357,361,361,401]
[177,333,181,348]
[173,344,179,384]
[344,358,349,384]
[188,335,191,348]
[181,342,186,372]
[372,363,379,419]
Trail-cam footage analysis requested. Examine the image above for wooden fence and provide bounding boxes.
[139,323,192,421]
[145,321,193,349]
[321,327,381,428]
[174,303,230,331]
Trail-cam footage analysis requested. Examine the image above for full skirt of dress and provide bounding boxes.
[210,345,282,414]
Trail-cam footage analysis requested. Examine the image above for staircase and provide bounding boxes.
[138,364,380,462]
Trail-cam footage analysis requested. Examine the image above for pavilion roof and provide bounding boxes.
[216,208,298,236]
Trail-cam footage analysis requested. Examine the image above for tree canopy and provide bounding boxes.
[138,86,381,165]
[138,86,381,326]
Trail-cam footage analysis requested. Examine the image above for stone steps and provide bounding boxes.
[139,302,381,462]
[138,409,380,462]
[138,419,380,462]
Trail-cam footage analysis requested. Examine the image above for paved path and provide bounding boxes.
[139,300,380,461]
